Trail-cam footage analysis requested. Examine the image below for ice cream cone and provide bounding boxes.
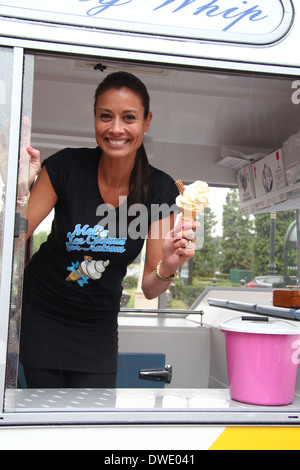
[175,180,210,221]
[182,206,197,225]
[66,270,81,282]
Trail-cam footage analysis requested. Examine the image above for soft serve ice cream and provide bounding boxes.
[175,180,210,223]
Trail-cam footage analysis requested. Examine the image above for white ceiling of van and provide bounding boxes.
[31,55,300,185]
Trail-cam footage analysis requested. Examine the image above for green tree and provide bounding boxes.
[193,205,217,277]
[252,211,296,275]
[213,235,222,273]
[220,189,253,273]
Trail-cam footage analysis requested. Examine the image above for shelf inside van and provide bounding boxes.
[208,298,300,321]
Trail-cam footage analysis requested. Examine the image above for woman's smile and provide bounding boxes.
[105,138,130,147]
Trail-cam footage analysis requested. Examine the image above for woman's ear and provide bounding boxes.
[144,112,153,135]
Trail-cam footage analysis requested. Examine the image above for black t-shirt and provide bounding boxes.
[20,147,178,372]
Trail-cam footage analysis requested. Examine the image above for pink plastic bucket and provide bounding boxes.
[220,317,300,406]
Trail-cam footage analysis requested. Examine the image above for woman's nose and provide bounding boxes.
[111,117,123,134]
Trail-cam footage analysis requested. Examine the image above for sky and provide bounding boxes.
[209,187,230,236]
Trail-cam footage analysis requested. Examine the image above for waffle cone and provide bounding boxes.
[77,266,86,277]
[66,270,81,281]
[182,207,197,225]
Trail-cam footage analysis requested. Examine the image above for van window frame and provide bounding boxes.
[1,39,300,425]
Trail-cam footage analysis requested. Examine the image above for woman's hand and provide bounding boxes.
[160,216,199,276]
[142,215,199,300]
[26,145,41,188]
[0,116,40,190]
[20,116,41,189]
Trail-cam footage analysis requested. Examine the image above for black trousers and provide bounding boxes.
[23,367,117,389]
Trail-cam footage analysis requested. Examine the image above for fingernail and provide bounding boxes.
[182,224,186,229]
[27,146,34,151]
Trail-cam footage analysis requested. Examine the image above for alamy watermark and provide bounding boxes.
[96,197,178,240]
[92,197,204,247]
[291,80,300,105]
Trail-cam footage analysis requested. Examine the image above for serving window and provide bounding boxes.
[1,47,300,424]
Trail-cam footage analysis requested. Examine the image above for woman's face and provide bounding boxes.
[94,87,152,163]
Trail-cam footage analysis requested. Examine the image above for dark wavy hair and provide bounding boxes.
[94,71,150,207]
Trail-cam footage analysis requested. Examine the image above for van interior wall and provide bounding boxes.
[31,55,300,185]
[145,141,235,184]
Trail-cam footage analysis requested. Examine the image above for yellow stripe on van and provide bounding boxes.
[210,427,300,450]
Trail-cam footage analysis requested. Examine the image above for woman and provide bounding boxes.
[20,72,197,388]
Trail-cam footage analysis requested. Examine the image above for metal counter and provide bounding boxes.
[2,388,300,426]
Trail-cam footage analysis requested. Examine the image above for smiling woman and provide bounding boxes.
[19,71,198,389]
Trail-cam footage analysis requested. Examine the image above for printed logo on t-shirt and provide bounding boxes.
[66,224,127,253]
[66,256,110,287]
[65,224,127,287]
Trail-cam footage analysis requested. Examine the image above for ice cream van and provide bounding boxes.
[1,0,300,451]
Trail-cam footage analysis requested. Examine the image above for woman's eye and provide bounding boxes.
[100,113,111,120]
[124,114,136,121]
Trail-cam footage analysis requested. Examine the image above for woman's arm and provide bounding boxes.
[142,214,197,300]
[26,165,58,241]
